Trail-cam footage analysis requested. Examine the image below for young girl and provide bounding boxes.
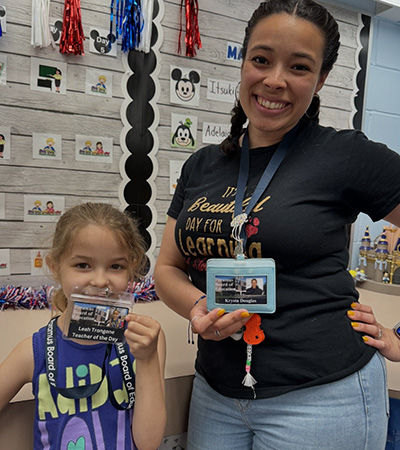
[0,203,166,450]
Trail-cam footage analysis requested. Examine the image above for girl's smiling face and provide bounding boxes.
[54,224,131,301]
[239,13,328,147]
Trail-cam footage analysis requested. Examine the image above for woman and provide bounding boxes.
[155,1,400,449]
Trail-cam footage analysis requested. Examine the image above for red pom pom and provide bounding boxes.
[59,0,85,55]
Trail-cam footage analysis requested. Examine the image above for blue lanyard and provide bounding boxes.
[45,317,135,409]
[232,124,300,254]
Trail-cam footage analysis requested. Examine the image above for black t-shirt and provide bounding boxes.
[168,120,400,399]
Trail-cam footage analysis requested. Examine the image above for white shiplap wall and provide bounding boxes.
[0,0,361,287]
[0,0,124,286]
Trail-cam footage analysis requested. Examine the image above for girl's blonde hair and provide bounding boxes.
[46,202,146,312]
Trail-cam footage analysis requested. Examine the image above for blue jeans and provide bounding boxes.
[187,353,389,450]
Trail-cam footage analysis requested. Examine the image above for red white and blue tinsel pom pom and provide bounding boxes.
[0,285,53,311]
[127,275,159,302]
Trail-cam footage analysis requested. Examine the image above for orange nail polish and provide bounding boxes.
[351,322,359,328]
[347,310,355,316]
[351,302,358,309]
[241,312,250,318]
[217,309,226,317]
[362,336,369,342]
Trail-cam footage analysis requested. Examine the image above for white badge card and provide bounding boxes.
[63,289,135,344]
[206,258,276,314]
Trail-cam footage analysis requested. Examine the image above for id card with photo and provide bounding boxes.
[206,258,276,313]
[63,288,135,344]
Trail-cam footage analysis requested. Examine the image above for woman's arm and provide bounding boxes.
[0,337,34,412]
[384,203,400,227]
[154,217,252,340]
[348,303,400,362]
[154,217,205,319]
[125,314,166,450]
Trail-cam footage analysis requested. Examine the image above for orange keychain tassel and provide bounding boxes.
[242,313,265,397]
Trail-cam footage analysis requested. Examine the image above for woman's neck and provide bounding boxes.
[243,123,299,149]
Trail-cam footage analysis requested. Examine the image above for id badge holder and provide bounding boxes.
[206,257,276,314]
[63,287,135,344]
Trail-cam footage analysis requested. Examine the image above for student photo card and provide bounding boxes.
[0,125,10,160]
[75,135,113,163]
[30,57,67,95]
[85,68,113,98]
[32,133,62,160]
[24,195,65,222]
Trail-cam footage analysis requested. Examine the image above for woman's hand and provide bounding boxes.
[189,296,251,341]
[124,314,161,361]
[348,302,400,362]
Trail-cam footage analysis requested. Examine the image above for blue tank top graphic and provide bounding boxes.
[32,324,138,449]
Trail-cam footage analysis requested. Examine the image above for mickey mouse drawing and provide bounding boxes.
[50,20,63,43]
[90,29,116,54]
[172,118,195,148]
[171,68,200,102]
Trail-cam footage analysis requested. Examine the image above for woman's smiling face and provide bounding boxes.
[239,13,328,147]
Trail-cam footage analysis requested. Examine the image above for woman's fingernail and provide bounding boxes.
[351,322,359,328]
[351,302,358,309]
[241,312,250,318]
[217,309,226,317]
[362,336,369,342]
[347,310,355,316]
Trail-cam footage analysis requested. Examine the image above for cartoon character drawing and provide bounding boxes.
[31,200,42,212]
[97,76,106,92]
[90,30,116,54]
[94,141,104,155]
[172,119,195,147]
[0,134,5,158]
[171,68,200,102]
[83,140,92,154]
[50,68,62,93]
[50,20,63,43]
[43,138,56,156]
[44,201,55,214]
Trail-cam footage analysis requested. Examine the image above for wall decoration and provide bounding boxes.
[59,0,85,55]
[89,27,117,57]
[0,5,6,35]
[226,41,242,63]
[31,0,53,48]
[75,134,113,163]
[30,57,67,94]
[85,68,113,98]
[169,160,185,195]
[32,133,62,160]
[31,249,47,276]
[0,125,10,159]
[50,17,63,44]
[0,53,7,85]
[0,249,11,276]
[207,78,237,104]
[119,0,164,273]
[0,193,5,219]
[24,195,65,222]
[177,0,201,57]
[202,122,230,145]
[170,65,201,106]
[109,0,142,53]
[135,0,155,54]
[171,114,197,149]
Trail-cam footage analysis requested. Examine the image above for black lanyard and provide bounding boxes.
[232,124,300,251]
[45,316,135,410]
